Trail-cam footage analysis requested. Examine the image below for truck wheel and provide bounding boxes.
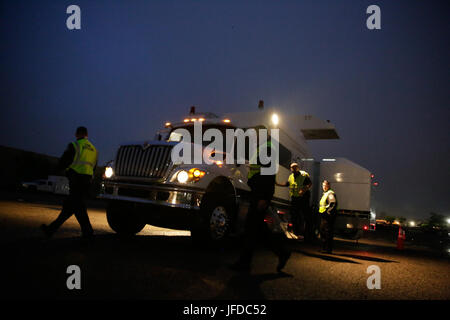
[106,202,146,236]
[191,196,234,245]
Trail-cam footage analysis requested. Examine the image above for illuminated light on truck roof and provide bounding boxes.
[223,119,231,123]
[271,113,279,125]
[181,118,207,122]
[322,158,336,162]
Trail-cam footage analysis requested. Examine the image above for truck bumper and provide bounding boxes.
[99,193,202,211]
[99,181,206,230]
[99,180,204,211]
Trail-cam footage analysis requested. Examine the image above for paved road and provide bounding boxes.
[0,192,449,300]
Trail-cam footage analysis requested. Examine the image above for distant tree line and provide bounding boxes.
[420,212,448,230]
[0,145,59,190]
[379,211,448,229]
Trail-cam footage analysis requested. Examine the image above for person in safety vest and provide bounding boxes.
[231,127,291,274]
[318,180,338,254]
[41,126,98,239]
[276,162,312,242]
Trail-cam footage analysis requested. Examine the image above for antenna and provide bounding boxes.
[258,100,264,110]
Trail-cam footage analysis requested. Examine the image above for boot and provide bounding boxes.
[277,252,291,273]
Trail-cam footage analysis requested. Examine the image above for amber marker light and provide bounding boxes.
[188,168,206,181]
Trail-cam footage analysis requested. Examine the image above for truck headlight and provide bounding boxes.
[105,167,114,179]
[177,170,189,183]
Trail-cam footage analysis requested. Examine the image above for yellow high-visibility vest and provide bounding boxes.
[319,189,335,213]
[69,138,97,176]
[288,171,309,198]
[248,141,273,179]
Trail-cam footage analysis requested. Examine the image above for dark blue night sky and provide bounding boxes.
[1,0,449,220]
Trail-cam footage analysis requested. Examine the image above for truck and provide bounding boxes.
[99,106,372,242]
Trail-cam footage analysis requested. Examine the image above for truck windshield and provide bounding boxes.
[168,124,236,151]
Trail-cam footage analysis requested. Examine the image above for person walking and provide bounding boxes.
[231,131,291,274]
[41,126,98,239]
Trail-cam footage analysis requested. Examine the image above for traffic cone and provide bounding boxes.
[397,226,405,250]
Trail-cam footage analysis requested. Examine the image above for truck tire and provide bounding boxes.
[106,202,146,236]
[191,195,235,245]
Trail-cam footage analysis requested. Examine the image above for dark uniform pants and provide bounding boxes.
[237,175,290,267]
[291,192,313,241]
[47,171,93,237]
[320,213,336,251]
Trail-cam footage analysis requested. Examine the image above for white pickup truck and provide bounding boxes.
[22,175,69,195]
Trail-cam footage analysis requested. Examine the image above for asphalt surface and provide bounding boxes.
[0,192,449,300]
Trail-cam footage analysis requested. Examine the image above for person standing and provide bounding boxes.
[231,132,291,274]
[277,162,312,241]
[318,180,338,253]
[41,126,98,239]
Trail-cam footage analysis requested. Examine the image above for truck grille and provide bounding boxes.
[115,145,173,179]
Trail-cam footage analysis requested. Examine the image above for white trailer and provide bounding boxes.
[310,158,372,239]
